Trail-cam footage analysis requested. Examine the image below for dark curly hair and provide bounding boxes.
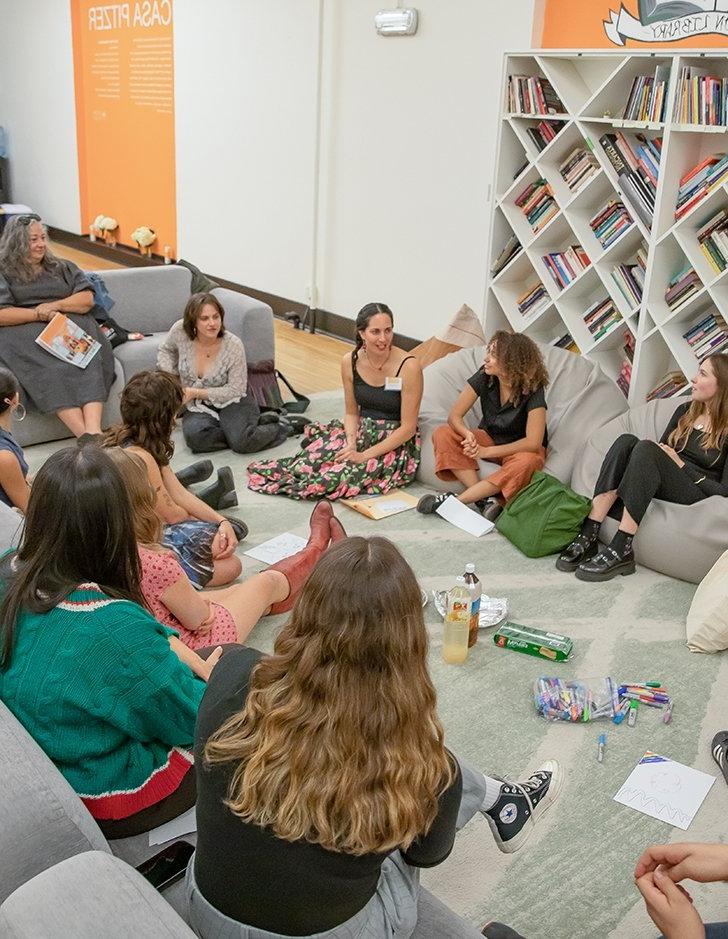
[182,292,226,341]
[103,370,183,466]
[486,331,549,404]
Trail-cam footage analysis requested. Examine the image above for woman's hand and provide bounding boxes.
[461,431,479,459]
[339,444,365,463]
[211,519,238,559]
[201,646,223,681]
[34,303,57,322]
[658,443,685,468]
[635,868,704,939]
[635,843,728,884]
[183,387,200,405]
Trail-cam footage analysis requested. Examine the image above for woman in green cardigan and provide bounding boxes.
[0,446,211,838]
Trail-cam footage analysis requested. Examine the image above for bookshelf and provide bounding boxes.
[484,51,728,404]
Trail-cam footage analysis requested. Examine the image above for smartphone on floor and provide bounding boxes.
[137,840,195,891]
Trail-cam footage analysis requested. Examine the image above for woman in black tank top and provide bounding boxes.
[248,304,422,500]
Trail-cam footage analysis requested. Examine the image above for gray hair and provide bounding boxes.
[0,216,60,283]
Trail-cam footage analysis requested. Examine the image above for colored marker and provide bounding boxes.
[613,699,630,725]
[663,700,674,724]
[628,700,638,727]
[622,681,663,688]
[597,733,606,763]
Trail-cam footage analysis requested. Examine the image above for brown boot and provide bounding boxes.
[308,500,334,551]
[329,514,347,542]
[268,544,325,614]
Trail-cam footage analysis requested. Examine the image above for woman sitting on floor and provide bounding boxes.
[104,370,242,588]
[0,215,114,441]
[108,447,344,649]
[157,292,288,455]
[0,368,30,513]
[417,331,548,521]
[558,352,728,582]
[247,302,422,500]
[190,536,562,939]
[0,446,213,839]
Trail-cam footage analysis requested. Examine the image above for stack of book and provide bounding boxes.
[616,331,635,397]
[583,297,621,340]
[507,75,564,115]
[672,67,728,126]
[558,147,599,192]
[541,245,590,290]
[514,179,559,233]
[610,243,647,310]
[526,120,562,152]
[697,208,728,274]
[647,371,688,400]
[621,66,670,122]
[665,267,702,310]
[682,311,728,360]
[551,332,580,354]
[675,154,728,220]
[490,234,522,277]
[516,282,550,318]
[599,133,661,227]
[589,200,633,249]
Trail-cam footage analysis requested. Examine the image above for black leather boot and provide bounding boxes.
[555,531,599,572]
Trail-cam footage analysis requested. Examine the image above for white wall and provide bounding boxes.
[0,0,80,230]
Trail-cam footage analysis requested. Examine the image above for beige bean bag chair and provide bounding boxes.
[571,399,728,583]
[417,343,628,490]
[686,549,728,652]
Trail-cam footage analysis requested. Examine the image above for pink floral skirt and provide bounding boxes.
[247,417,420,501]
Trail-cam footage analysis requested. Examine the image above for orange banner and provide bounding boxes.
[539,0,728,48]
[70,0,176,255]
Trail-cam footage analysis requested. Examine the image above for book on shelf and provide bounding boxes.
[682,311,728,360]
[697,208,728,274]
[622,66,670,122]
[526,120,562,152]
[550,332,580,354]
[558,146,599,193]
[490,234,522,276]
[507,74,564,115]
[672,66,728,126]
[514,178,559,233]
[665,266,702,310]
[589,200,633,249]
[34,313,101,369]
[623,329,636,363]
[646,370,687,401]
[582,297,622,339]
[610,241,647,308]
[541,244,590,290]
[599,133,661,227]
[516,282,550,317]
[675,154,728,220]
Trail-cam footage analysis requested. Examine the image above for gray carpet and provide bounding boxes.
[25,392,728,939]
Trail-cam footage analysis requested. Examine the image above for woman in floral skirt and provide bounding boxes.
[247,303,422,500]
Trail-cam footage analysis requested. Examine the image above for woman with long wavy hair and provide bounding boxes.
[558,352,728,581]
[190,536,562,938]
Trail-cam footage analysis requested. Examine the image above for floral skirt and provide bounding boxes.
[247,418,420,501]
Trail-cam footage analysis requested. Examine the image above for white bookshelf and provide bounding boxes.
[484,51,728,404]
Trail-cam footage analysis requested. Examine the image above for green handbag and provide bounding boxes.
[495,471,591,558]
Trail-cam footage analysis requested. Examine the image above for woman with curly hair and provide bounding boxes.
[190,536,562,938]
[418,331,549,521]
[104,370,242,588]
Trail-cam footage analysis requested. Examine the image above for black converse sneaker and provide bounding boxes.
[416,492,450,515]
[482,759,563,854]
[712,732,728,786]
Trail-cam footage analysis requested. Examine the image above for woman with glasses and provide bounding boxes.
[0,367,29,512]
[0,215,114,441]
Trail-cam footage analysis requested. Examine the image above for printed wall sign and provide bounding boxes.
[70,0,177,253]
[538,0,728,48]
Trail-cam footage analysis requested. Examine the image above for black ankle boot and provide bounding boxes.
[197,466,236,510]
[176,459,214,487]
[556,528,599,572]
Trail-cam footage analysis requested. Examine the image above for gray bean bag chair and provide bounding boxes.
[417,343,628,490]
[571,399,728,583]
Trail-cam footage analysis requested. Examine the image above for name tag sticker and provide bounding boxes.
[384,376,402,391]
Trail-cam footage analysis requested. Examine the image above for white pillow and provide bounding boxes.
[686,548,728,653]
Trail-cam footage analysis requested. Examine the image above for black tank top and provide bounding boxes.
[352,353,415,421]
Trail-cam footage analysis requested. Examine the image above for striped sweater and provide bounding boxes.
[0,583,205,820]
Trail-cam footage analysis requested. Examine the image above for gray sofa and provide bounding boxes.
[15,265,275,448]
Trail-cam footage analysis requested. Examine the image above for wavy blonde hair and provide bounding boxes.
[668,353,728,454]
[104,447,162,544]
[205,536,453,856]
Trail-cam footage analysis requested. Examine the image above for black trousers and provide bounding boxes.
[594,433,706,525]
[182,398,285,455]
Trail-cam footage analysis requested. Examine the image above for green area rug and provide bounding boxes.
[26,391,728,938]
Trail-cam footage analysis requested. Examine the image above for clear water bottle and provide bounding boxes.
[463,562,481,648]
[443,576,470,664]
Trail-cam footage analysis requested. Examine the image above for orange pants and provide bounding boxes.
[432,424,546,503]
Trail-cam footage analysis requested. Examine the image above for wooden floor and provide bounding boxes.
[50,241,349,395]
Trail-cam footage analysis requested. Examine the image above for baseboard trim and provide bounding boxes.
[48,228,419,350]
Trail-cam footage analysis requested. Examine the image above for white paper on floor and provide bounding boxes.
[148,807,197,846]
[613,751,716,830]
[435,495,495,537]
[244,533,308,565]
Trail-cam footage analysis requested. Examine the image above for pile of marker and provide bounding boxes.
[534,677,673,724]
[612,681,673,727]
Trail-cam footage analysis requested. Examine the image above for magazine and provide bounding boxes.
[35,313,101,369]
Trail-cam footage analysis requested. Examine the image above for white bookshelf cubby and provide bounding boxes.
[484,51,728,404]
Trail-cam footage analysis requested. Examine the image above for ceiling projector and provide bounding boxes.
[374,8,419,36]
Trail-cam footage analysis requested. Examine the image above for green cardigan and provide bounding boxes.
[0,582,205,820]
